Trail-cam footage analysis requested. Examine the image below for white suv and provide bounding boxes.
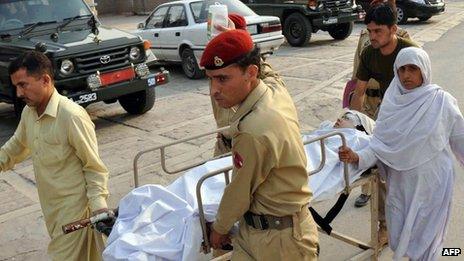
[135,0,284,79]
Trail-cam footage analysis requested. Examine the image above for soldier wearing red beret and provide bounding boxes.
[210,14,286,157]
[202,27,319,260]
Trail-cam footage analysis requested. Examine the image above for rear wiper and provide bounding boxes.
[20,21,57,37]
[57,14,93,31]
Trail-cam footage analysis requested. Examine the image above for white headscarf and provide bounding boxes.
[370,47,459,171]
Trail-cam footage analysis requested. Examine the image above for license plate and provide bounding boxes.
[71,93,97,105]
[323,17,338,25]
[247,24,258,35]
[100,68,135,86]
[147,77,156,87]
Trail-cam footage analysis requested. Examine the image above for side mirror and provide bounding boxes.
[137,22,145,29]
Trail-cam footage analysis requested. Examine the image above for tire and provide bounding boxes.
[118,88,155,115]
[283,12,312,47]
[181,47,205,79]
[328,22,354,40]
[396,5,408,24]
[418,15,432,22]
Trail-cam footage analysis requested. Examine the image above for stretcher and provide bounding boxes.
[132,127,382,261]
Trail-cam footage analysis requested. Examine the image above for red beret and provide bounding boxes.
[228,13,247,30]
[200,29,254,70]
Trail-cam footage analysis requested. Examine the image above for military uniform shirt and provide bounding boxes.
[211,61,286,155]
[213,79,311,235]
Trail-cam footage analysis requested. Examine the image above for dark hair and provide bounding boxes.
[8,51,54,80]
[364,3,396,27]
[355,125,369,135]
[235,46,261,76]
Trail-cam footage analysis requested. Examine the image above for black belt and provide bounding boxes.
[365,88,381,98]
[243,211,293,230]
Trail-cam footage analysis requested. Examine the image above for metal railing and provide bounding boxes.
[133,126,230,187]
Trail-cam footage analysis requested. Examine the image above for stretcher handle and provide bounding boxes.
[304,131,350,194]
[133,126,230,187]
[196,167,233,254]
[62,210,116,234]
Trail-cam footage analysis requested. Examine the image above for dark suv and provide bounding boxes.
[240,0,364,46]
[0,0,170,116]
[356,0,445,24]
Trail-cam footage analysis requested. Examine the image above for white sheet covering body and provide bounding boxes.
[358,47,464,261]
[103,128,371,261]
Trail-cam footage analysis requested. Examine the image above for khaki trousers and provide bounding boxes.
[231,212,319,261]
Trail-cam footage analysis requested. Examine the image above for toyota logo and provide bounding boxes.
[100,55,111,64]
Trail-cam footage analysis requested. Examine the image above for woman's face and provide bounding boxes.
[398,64,424,90]
[334,113,356,129]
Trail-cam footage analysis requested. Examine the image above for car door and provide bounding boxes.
[159,4,188,61]
[139,6,169,60]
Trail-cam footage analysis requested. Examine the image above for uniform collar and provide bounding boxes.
[229,80,267,133]
[39,89,60,119]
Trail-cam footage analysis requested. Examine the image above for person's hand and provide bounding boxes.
[214,18,236,32]
[338,145,360,164]
[94,208,118,237]
[209,227,231,249]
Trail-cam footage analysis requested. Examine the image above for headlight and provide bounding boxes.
[129,47,142,61]
[60,59,74,75]
[87,73,102,90]
[135,63,150,77]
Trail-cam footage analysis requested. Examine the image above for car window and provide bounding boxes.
[190,0,256,24]
[146,6,169,28]
[0,0,91,31]
[165,5,187,28]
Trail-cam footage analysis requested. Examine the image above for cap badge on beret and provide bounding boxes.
[214,56,224,67]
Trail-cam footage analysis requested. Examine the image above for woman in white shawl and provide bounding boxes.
[339,47,464,261]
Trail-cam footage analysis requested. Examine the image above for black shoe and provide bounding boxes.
[354,194,371,207]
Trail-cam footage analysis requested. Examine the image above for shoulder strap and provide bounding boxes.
[309,192,350,235]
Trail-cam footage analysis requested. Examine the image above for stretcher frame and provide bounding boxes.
[133,128,381,261]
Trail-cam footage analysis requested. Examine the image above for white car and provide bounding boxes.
[135,0,285,79]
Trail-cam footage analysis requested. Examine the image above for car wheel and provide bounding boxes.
[283,12,312,47]
[396,5,408,24]
[119,88,155,115]
[181,48,205,79]
[328,22,353,40]
[418,15,432,22]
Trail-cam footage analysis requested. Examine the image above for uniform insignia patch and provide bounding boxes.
[214,56,224,67]
[233,152,244,168]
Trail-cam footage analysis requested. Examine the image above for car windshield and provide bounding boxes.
[190,0,256,24]
[0,0,92,32]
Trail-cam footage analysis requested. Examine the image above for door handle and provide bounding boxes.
[154,33,159,37]
[175,32,180,36]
